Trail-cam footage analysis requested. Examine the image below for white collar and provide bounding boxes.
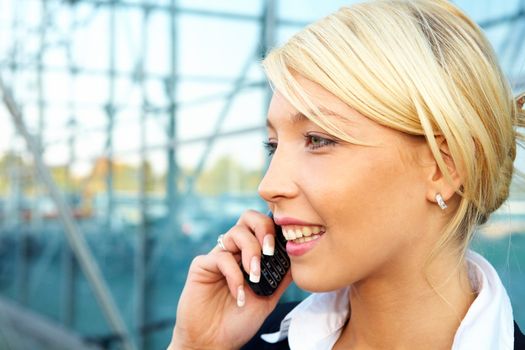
[261,250,514,349]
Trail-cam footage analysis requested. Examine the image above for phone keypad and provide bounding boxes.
[244,224,290,296]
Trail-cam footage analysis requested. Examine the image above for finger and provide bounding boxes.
[211,210,278,282]
[212,210,276,256]
[226,226,264,283]
[192,253,246,306]
[215,253,247,306]
[211,230,239,255]
[236,210,277,252]
[212,225,261,283]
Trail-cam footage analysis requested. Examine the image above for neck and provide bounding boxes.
[335,251,477,350]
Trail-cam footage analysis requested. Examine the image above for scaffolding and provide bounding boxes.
[0,0,524,349]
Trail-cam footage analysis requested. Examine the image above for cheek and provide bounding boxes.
[339,162,421,243]
[303,152,399,214]
[292,152,425,289]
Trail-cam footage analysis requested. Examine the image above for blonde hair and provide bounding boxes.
[262,0,525,264]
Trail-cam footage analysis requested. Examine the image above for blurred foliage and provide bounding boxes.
[195,155,262,195]
[0,152,262,198]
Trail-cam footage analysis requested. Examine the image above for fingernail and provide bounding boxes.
[237,285,245,307]
[263,234,275,256]
[249,256,260,283]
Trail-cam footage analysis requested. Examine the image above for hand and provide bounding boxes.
[169,210,293,350]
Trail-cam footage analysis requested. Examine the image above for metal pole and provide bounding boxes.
[15,220,29,305]
[105,0,117,233]
[261,0,276,172]
[261,0,276,107]
[61,3,79,327]
[166,0,179,231]
[0,75,137,350]
[62,95,78,328]
[135,7,151,349]
[10,0,28,307]
[32,0,47,233]
[61,237,76,327]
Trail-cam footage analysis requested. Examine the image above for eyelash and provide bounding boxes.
[262,134,337,156]
[262,141,276,156]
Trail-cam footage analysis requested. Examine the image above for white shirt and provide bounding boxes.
[261,250,515,349]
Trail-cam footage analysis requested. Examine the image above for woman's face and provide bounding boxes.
[258,76,435,292]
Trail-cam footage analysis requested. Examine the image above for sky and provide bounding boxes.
[0,0,523,178]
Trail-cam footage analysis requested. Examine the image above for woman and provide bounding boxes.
[169,0,525,349]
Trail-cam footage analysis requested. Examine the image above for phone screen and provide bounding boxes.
[244,217,290,296]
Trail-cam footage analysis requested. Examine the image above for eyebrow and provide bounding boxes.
[266,107,344,129]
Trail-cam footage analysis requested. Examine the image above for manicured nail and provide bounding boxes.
[237,285,245,307]
[263,234,275,256]
[249,256,260,283]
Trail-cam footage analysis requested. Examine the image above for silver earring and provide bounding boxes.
[436,193,447,210]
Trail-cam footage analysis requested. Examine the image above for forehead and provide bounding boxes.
[265,75,427,153]
[265,77,362,133]
[266,99,347,130]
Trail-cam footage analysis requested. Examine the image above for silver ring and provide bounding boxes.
[217,234,228,251]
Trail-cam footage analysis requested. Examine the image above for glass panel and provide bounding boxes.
[146,12,170,75]
[71,9,110,71]
[178,0,262,16]
[278,0,356,23]
[178,15,258,77]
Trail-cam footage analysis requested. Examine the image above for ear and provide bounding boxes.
[424,136,463,206]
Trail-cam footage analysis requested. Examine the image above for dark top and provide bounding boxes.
[516,321,525,350]
[241,302,298,350]
[241,302,525,350]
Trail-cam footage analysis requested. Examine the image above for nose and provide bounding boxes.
[258,150,299,203]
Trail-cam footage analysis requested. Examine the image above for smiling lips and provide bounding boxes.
[281,225,325,243]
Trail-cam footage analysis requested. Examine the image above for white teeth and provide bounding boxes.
[290,234,322,244]
[302,226,312,237]
[282,224,325,242]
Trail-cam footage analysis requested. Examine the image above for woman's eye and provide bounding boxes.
[263,134,335,156]
[263,141,277,156]
[304,134,336,150]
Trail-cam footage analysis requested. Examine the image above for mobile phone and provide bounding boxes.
[243,214,290,296]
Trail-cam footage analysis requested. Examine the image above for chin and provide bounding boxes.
[291,267,346,293]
